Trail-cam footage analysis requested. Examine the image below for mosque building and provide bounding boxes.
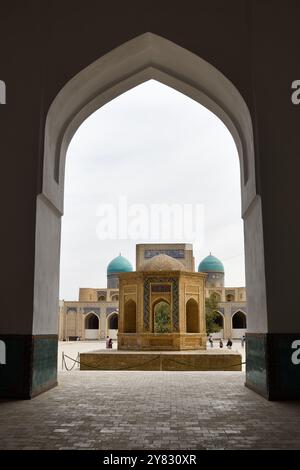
[58,243,247,342]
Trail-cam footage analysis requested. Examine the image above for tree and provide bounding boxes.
[205,294,222,334]
[154,301,171,333]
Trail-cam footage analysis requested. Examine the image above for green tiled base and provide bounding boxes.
[246,333,300,400]
[0,335,58,399]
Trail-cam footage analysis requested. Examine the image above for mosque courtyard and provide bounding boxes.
[1,341,300,450]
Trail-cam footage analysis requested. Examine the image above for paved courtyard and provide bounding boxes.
[1,369,300,450]
[59,340,246,371]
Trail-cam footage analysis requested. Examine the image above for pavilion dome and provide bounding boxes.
[198,254,224,273]
[140,254,184,272]
[107,255,133,274]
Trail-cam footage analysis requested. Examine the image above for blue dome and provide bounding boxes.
[198,254,224,273]
[107,255,133,274]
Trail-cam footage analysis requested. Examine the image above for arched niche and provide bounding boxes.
[124,300,136,333]
[152,299,171,333]
[232,311,247,329]
[186,298,199,333]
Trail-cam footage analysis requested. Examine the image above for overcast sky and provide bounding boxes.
[60,80,245,300]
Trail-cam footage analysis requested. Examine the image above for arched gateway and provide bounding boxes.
[2,33,271,399]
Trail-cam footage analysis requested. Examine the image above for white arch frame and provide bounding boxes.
[231,309,247,329]
[107,310,119,330]
[210,310,225,339]
[84,311,100,329]
[215,309,225,326]
[43,33,255,214]
[33,32,267,337]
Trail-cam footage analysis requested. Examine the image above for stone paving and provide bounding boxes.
[1,370,300,450]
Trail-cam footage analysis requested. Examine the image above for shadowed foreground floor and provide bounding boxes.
[1,371,300,450]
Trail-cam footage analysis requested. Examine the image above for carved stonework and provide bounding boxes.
[124,286,137,294]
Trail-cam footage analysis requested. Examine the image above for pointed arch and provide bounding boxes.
[34,31,267,355]
[107,311,118,330]
[124,300,136,333]
[42,33,256,215]
[232,310,247,329]
[152,299,171,333]
[186,298,199,333]
[85,312,99,329]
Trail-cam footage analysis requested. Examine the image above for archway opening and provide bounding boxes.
[33,32,267,398]
[108,312,119,339]
[186,299,199,333]
[232,311,247,329]
[124,300,136,333]
[232,310,247,339]
[153,300,171,333]
[85,313,99,340]
[109,314,118,330]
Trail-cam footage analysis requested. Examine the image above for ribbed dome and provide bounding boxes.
[140,254,184,272]
[107,255,133,274]
[198,254,224,273]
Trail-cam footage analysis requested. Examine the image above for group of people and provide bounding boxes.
[208,334,246,349]
[208,335,232,349]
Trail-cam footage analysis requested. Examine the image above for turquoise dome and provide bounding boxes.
[198,254,224,273]
[107,255,133,274]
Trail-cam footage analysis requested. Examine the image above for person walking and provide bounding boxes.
[241,335,246,347]
[208,335,213,348]
[106,335,110,349]
[226,338,233,349]
[219,339,223,348]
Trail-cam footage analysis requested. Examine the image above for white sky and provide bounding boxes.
[60,80,245,300]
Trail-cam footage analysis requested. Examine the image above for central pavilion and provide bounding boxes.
[117,254,207,350]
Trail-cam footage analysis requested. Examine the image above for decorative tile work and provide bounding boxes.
[97,290,106,297]
[144,277,179,332]
[245,334,267,397]
[67,307,77,314]
[32,336,58,397]
[97,290,107,300]
[144,249,185,259]
[151,284,171,293]
[172,280,179,332]
[83,308,100,315]
[231,305,247,314]
[106,307,118,315]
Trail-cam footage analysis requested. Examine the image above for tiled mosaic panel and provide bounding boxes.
[144,277,179,332]
[246,334,267,395]
[32,337,58,395]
